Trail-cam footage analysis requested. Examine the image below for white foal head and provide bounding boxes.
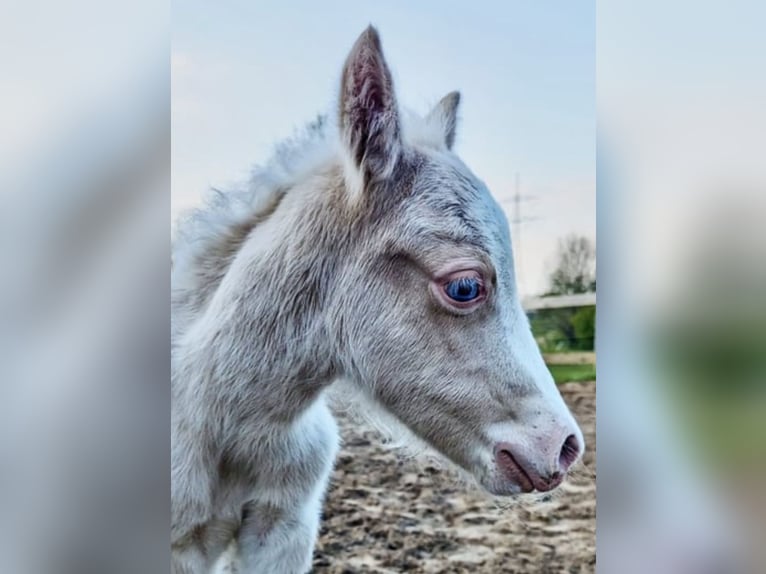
[328,27,584,495]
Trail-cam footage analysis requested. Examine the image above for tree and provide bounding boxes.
[528,234,596,352]
[547,234,596,296]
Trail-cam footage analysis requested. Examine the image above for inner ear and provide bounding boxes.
[339,26,402,186]
[426,91,461,150]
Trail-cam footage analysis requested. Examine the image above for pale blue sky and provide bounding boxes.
[172,1,595,295]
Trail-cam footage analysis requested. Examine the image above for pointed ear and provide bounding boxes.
[426,91,461,150]
[339,26,402,188]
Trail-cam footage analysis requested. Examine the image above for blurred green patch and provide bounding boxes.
[652,293,766,471]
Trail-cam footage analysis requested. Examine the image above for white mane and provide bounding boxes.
[171,115,336,276]
[171,107,448,279]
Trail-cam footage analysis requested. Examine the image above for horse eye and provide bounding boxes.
[444,277,482,303]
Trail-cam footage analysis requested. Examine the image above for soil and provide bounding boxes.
[313,382,596,573]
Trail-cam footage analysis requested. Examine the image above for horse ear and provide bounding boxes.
[339,26,402,189]
[426,91,461,150]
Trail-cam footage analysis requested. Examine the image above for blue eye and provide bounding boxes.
[444,276,482,302]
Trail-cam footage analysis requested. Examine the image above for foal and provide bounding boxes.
[171,26,584,574]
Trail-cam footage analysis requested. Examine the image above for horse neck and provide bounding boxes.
[172,173,344,429]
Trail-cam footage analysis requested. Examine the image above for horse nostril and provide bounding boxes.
[558,434,580,471]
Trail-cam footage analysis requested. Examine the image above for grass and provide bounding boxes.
[547,363,596,384]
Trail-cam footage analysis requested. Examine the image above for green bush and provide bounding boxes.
[571,306,596,350]
[530,305,595,352]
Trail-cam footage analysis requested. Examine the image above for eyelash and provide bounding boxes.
[443,275,483,303]
[431,269,488,312]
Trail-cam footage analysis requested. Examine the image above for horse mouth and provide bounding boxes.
[495,449,535,493]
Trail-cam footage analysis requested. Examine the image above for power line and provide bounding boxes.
[508,172,541,294]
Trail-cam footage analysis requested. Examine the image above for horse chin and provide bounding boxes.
[479,469,546,497]
[482,479,528,497]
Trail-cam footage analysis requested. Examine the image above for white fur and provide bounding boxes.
[171,27,584,574]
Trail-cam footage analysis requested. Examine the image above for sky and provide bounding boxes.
[172,1,595,296]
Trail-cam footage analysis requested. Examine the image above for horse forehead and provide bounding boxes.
[409,156,506,239]
[415,152,477,190]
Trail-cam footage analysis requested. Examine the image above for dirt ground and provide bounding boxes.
[313,382,596,573]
